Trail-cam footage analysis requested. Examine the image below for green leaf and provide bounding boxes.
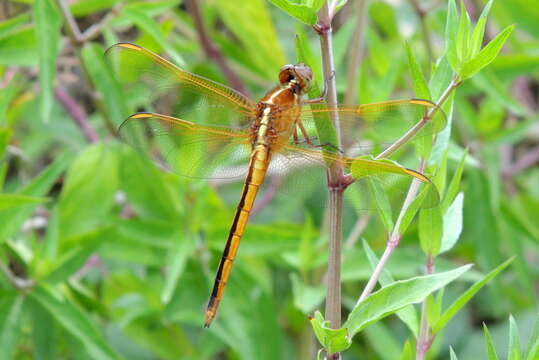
[442,149,467,212]
[399,340,413,360]
[419,206,443,256]
[81,42,128,127]
[29,297,56,360]
[122,7,184,67]
[439,192,464,254]
[450,347,459,360]
[344,264,472,337]
[460,25,515,80]
[469,0,493,58]
[0,26,38,66]
[429,56,453,101]
[58,144,119,239]
[216,0,285,78]
[525,316,539,360]
[30,285,119,360]
[34,0,62,122]
[161,236,196,304]
[310,311,352,354]
[432,258,514,334]
[445,0,459,71]
[508,315,522,360]
[483,323,500,360]
[0,152,72,243]
[456,0,472,64]
[70,0,118,17]
[290,273,325,314]
[295,31,337,162]
[40,227,114,283]
[0,194,48,211]
[0,293,25,359]
[119,146,181,221]
[268,0,320,25]
[405,42,430,100]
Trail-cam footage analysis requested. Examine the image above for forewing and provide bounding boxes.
[297,99,446,156]
[119,113,252,180]
[270,142,439,213]
[106,43,256,127]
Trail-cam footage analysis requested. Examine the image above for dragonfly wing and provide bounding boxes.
[296,99,447,156]
[106,43,256,127]
[270,142,439,212]
[119,112,252,180]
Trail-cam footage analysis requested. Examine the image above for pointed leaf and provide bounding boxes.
[419,206,443,256]
[432,257,514,334]
[34,0,62,122]
[439,192,464,254]
[30,285,119,360]
[508,315,522,360]
[0,194,48,211]
[461,25,515,80]
[268,0,319,25]
[0,294,25,359]
[483,323,500,360]
[470,0,493,57]
[345,264,472,336]
[406,42,430,100]
[445,0,459,71]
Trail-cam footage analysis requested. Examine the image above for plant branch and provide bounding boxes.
[185,0,248,96]
[55,87,99,143]
[376,77,460,160]
[416,254,435,360]
[503,145,539,176]
[57,0,117,44]
[344,0,367,106]
[358,77,462,303]
[357,159,425,304]
[316,3,346,359]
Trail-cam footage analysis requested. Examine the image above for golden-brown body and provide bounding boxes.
[204,65,312,327]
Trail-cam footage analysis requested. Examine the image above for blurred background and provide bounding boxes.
[0,0,537,359]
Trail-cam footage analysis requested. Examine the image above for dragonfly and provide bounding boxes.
[106,43,445,328]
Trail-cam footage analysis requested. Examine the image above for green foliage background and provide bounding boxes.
[0,0,537,359]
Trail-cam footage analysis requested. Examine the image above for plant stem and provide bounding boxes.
[317,3,345,359]
[357,159,425,304]
[54,87,99,143]
[358,77,462,302]
[416,255,435,360]
[376,77,460,160]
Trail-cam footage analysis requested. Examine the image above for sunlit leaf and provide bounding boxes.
[432,258,513,334]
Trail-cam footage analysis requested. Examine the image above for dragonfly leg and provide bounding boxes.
[297,121,314,145]
[303,70,335,104]
[293,127,300,144]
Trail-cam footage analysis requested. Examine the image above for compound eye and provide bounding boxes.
[278,65,295,84]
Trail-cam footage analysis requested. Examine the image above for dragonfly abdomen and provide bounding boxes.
[204,146,269,327]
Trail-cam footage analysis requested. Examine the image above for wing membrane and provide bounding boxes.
[106,43,256,127]
[297,99,446,156]
[119,112,252,180]
[268,142,439,212]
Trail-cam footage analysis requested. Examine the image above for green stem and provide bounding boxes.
[316,3,345,359]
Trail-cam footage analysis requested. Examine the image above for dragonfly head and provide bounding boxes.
[279,63,313,95]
